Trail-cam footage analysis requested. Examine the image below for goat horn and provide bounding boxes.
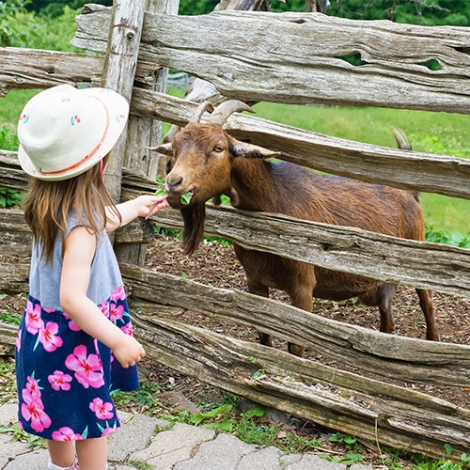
[209,100,256,126]
[189,101,215,124]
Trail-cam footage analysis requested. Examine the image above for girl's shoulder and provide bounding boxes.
[65,209,103,238]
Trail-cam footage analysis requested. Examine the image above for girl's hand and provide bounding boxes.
[140,195,168,220]
[111,334,146,369]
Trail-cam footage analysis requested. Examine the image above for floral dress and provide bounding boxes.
[15,211,139,441]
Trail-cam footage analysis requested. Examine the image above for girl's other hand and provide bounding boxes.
[112,334,146,368]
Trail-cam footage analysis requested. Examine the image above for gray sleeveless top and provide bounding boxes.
[28,210,123,310]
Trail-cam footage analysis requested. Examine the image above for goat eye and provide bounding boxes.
[213,145,223,153]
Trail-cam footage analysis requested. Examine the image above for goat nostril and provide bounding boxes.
[166,176,183,192]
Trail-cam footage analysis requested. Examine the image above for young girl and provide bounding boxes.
[15,84,167,470]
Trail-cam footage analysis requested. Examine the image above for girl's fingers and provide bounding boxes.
[145,198,168,219]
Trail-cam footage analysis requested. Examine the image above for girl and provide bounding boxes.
[15,84,167,470]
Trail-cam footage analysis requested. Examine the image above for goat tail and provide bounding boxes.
[392,127,420,202]
[181,203,206,256]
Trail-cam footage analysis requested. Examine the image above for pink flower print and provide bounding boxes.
[39,322,63,352]
[19,113,29,124]
[109,303,124,323]
[102,426,117,437]
[65,345,104,389]
[48,371,73,391]
[89,398,114,420]
[115,113,126,123]
[26,376,41,399]
[121,323,133,336]
[63,312,81,331]
[21,390,51,433]
[110,285,126,302]
[25,301,43,335]
[99,301,110,319]
[52,427,77,441]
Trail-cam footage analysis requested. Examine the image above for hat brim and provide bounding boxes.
[18,87,129,182]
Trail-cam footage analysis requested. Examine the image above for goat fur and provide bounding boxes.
[156,109,438,356]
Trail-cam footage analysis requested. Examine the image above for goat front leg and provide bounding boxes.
[246,280,273,347]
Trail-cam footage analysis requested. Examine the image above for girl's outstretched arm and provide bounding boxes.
[106,195,167,232]
[60,226,145,368]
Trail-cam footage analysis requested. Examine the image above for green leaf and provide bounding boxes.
[190,404,232,426]
[155,188,167,198]
[180,191,193,205]
[244,405,266,419]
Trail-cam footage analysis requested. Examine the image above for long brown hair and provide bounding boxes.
[23,154,121,263]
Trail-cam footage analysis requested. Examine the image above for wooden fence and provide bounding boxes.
[1,0,470,461]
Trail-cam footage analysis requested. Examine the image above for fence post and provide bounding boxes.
[114,0,180,266]
[100,0,146,206]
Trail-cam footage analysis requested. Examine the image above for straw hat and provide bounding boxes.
[18,84,129,181]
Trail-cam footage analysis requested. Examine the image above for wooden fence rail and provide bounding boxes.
[71,7,470,114]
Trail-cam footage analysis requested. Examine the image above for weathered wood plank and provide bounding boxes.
[0,47,160,95]
[0,263,29,294]
[121,263,470,387]
[100,0,146,209]
[132,312,470,461]
[0,209,32,260]
[114,0,180,267]
[72,8,470,114]
[0,322,17,356]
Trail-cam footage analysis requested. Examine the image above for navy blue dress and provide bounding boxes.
[15,212,139,441]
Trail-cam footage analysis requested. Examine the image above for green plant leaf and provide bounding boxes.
[180,191,193,205]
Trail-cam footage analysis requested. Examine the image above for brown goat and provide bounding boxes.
[154,101,438,356]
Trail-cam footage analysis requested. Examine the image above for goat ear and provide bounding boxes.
[148,143,173,156]
[232,142,281,159]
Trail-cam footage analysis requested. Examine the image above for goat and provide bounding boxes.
[154,101,438,356]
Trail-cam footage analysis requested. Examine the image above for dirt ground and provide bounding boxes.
[2,232,470,460]
[141,234,470,410]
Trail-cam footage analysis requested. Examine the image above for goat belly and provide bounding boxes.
[312,266,382,301]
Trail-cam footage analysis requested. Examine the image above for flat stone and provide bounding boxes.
[237,446,285,470]
[286,454,347,470]
[130,422,215,469]
[4,449,49,470]
[173,432,257,470]
[108,411,169,462]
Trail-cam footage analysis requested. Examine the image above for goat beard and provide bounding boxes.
[181,202,206,256]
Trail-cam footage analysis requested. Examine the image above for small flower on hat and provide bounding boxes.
[20,114,29,124]
[70,115,81,126]
[116,114,126,123]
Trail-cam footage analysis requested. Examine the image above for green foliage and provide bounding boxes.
[0,0,35,47]
[0,125,19,151]
[0,188,24,208]
[0,310,22,326]
[0,422,47,450]
[425,225,470,249]
[178,0,220,15]
[26,0,112,18]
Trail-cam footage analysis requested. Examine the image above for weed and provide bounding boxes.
[277,433,322,453]
[0,423,47,450]
[0,311,22,326]
[129,462,154,470]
